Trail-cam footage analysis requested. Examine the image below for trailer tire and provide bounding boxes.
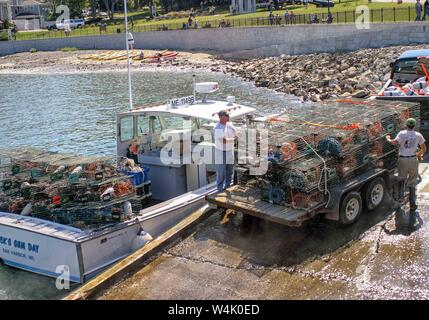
[339,191,362,226]
[364,177,386,211]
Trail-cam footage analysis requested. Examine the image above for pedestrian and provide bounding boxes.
[416,0,423,21]
[284,10,290,24]
[386,118,426,227]
[64,24,71,36]
[214,110,237,192]
[127,32,134,50]
[424,0,429,19]
[268,11,274,25]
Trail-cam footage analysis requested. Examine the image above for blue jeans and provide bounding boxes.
[215,151,234,192]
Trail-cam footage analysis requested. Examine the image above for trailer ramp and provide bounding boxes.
[206,185,319,227]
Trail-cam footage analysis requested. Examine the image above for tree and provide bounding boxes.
[102,0,120,20]
[46,0,85,19]
[159,0,171,13]
[273,0,280,10]
[89,0,99,18]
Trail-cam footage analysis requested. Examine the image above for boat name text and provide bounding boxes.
[0,236,39,253]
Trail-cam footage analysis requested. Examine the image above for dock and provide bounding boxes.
[64,163,429,300]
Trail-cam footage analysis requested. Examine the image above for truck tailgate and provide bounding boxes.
[206,185,314,227]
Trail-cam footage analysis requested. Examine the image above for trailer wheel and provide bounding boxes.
[339,191,362,225]
[364,177,386,211]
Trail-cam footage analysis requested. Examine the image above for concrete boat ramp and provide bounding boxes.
[66,163,429,300]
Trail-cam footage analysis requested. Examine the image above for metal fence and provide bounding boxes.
[6,6,425,42]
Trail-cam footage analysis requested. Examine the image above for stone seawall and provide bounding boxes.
[0,22,428,58]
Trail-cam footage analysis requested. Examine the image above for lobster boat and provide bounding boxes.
[0,81,256,283]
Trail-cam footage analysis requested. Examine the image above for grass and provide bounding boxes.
[12,1,418,41]
[58,47,78,52]
[29,48,37,53]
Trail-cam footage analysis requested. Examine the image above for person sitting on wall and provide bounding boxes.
[326,12,333,24]
[127,138,140,165]
[64,24,71,36]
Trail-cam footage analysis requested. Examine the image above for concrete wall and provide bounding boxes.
[0,22,428,58]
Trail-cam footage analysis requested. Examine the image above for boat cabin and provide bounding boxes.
[116,82,256,200]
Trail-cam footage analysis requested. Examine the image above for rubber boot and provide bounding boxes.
[409,187,417,212]
[409,187,417,230]
[397,179,405,204]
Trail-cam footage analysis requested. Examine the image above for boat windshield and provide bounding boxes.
[137,115,198,135]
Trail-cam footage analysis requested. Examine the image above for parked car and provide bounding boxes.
[85,16,103,25]
[256,1,270,8]
[45,21,57,30]
[310,0,334,8]
[56,19,85,30]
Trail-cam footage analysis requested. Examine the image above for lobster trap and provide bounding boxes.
[239,99,421,209]
[0,148,141,229]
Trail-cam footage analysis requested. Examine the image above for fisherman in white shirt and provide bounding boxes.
[214,110,237,192]
[387,118,426,226]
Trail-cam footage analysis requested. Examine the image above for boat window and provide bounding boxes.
[150,116,162,133]
[120,116,134,142]
[137,115,150,136]
[162,116,197,130]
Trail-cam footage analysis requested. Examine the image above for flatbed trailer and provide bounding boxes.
[206,168,399,227]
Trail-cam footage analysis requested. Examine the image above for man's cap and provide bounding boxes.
[218,110,230,117]
[406,118,417,126]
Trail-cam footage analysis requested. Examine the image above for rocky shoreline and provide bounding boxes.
[222,44,429,101]
[1,45,428,101]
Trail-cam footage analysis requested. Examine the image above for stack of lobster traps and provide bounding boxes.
[237,99,420,211]
[0,148,139,229]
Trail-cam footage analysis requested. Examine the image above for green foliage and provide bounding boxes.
[3,19,10,30]
[58,47,78,52]
[0,32,8,41]
[29,48,38,53]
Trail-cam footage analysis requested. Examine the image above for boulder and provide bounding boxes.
[352,90,369,98]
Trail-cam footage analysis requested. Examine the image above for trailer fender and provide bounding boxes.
[324,187,343,221]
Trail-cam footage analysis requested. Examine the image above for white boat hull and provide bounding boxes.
[0,182,216,283]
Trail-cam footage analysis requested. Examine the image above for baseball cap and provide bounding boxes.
[406,118,416,126]
[218,110,229,117]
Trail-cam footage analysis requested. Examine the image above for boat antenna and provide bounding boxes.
[193,74,196,103]
[124,0,133,110]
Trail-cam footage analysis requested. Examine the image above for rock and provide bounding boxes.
[352,90,369,98]
[255,79,269,87]
[310,94,321,102]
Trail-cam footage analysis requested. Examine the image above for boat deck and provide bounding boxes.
[0,211,86,242]
[206,184,313,227]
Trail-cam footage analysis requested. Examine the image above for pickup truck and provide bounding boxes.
[376,49,429,145]
[56,19,85,30]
